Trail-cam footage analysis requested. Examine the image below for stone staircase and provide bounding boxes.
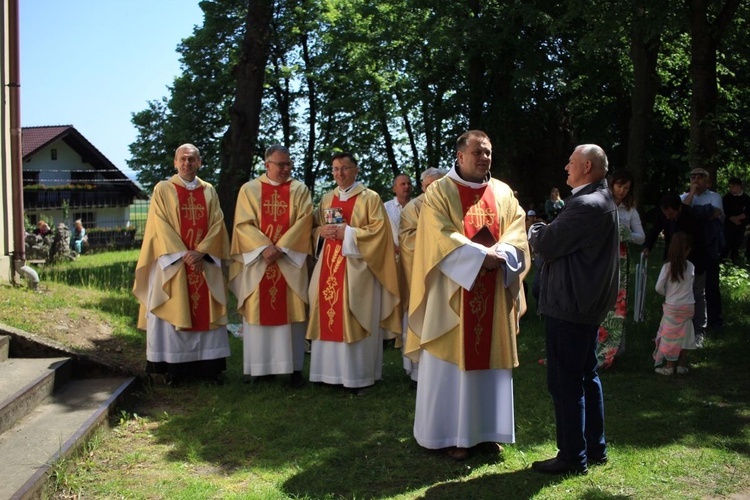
[0,331,135,499]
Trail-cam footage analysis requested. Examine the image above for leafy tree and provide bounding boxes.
[687,0,742,177]
[217,0,276,230]
[128,0,248,193]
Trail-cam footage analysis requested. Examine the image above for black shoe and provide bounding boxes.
[350,386,372,396]
[290,371,305,388]
[588,455,608,466]
[532,457,587,475]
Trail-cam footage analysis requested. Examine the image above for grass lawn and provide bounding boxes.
[2,249,750,499]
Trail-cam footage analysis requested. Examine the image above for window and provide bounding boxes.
[74,212,95,228]
[51,148,58,160]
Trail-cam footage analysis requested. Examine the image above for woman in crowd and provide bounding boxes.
[544,187,564,221]
[71,219,87,254]
[597,170,645,368]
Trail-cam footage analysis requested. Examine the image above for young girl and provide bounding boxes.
[653,232,697,375]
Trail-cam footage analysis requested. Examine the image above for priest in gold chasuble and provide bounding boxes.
[133,144,231,384]
[405,131,530,460]
[306,152,402,390]
[398,167,447,382]
[229,145,313,387]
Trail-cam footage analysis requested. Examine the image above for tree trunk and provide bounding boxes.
[688,0,741,179]
[396,90,422,189]
[300,31,318,192]
[377,95,399,176]
[627,0,662,203]
[217,0,275,231]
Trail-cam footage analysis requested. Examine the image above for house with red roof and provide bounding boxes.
[22,125,147,245]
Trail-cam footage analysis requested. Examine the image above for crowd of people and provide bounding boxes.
[132,135,744,474]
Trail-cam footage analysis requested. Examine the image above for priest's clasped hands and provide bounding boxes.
[182,250,206,272]
[322,224,347,240]
[482,244,506,271]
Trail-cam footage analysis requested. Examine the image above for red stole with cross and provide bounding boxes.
[259,181,291,325]
[174,184,210,331]
[456,181,500,370]
[318,194,357,341]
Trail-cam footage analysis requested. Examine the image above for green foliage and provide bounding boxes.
[720,262,750,296]
[128,0,248,192]
[128,0,750,208]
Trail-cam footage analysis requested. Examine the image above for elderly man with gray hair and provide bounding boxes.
[398,167,448,381]
[528,144,619,475]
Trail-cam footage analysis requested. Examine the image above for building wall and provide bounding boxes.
[24,138,132,229]
[0,0,15,283]
[25,141,94,185]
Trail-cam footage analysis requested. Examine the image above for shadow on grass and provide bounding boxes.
[69,250,750,497]
[583,260,750,458]
[420,468,631,500]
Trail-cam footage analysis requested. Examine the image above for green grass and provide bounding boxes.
[4,248,750,498]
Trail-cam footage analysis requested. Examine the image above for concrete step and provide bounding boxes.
[0,357,72,435]
[0,376,135,500]
[0,332,137,499]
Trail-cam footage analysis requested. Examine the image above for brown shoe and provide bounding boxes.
[445,447,469,461]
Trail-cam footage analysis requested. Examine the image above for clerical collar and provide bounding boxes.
[447,165,488,189]
[265,175,283,187]
[337,181,359,201]
[178,175,200,190]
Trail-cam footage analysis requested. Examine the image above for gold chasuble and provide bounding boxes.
[229,176,313,326]
[397,194,424,311]
[133,176,230,331]
[405,176,530,370]
[307,185,402,344]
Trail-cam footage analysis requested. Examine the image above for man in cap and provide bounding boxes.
[681,167,724,333]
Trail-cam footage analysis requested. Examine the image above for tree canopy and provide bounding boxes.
[128,0,750,212]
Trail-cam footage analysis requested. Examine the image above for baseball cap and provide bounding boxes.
[527,210,536,216]
[689,167,709,178]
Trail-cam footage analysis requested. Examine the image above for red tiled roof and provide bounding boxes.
[22,125,74,158]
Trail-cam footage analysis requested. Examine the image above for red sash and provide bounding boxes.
[318,194,357,341]
[456,181,500,370]
[259,181,291,325]
[174,184,210,331]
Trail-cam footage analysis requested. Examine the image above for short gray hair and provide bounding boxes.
[175,143,200,159]
[265,144,290,159]
[577,144,608,174]
[420,167,447,182]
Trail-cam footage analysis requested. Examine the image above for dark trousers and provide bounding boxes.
[724,224,745,261]
[544,315,606,467]
[704,257,723,328]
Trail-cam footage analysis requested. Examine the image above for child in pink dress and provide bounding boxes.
[653,232,696,375]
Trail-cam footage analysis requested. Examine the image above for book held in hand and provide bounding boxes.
[471,225,497,247]
[324,207,344,224]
